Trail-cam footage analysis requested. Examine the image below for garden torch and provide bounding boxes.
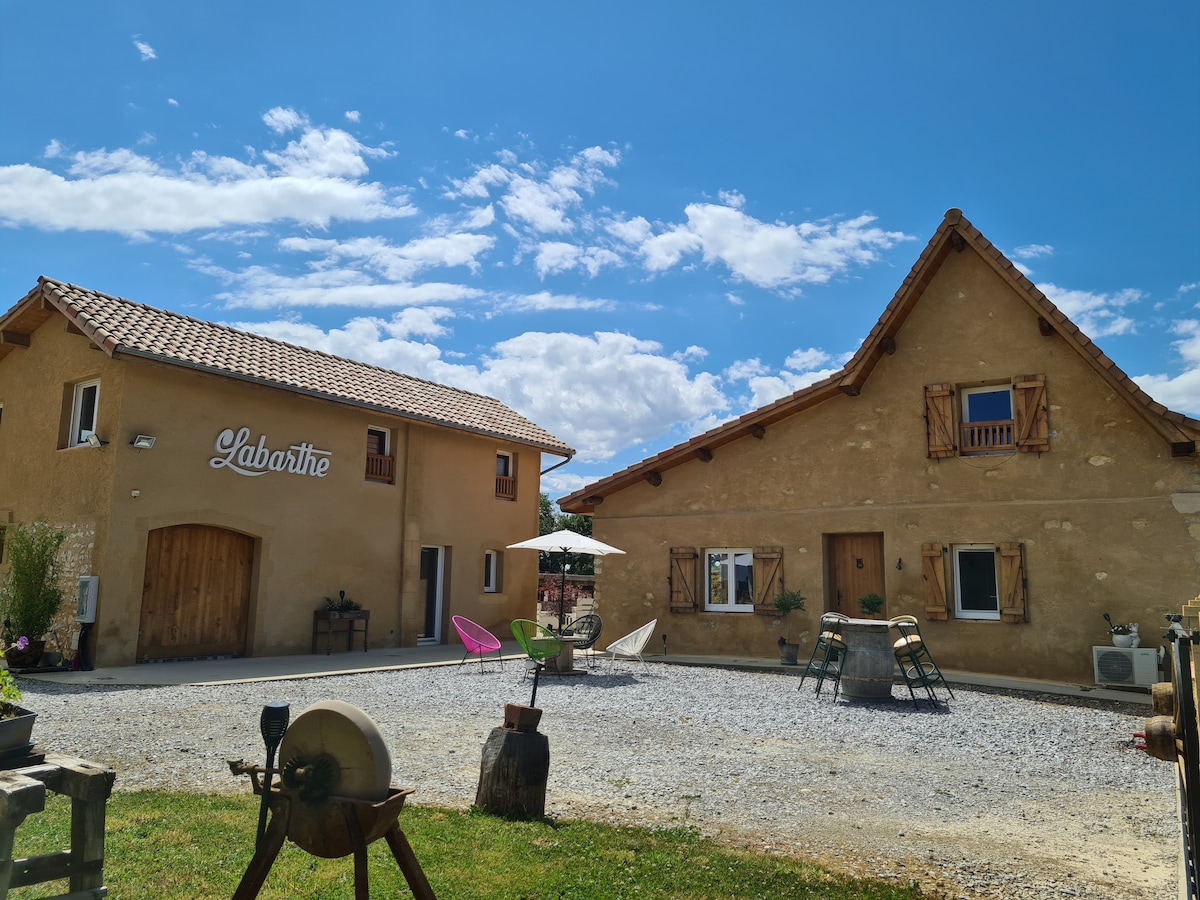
[256,702,290,849]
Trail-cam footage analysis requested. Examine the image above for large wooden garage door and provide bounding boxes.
[138,524,254,659]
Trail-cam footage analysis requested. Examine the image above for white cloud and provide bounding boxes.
[43,140,64,159]
[234,318,729,462]
[168,98,179,107]
[277,232,494,283]
[496,291,616,314]
[1012,243,1054,259]
[194,258,484,309]
[262,107,308,134]
[134,40,156,61]
[0,123,414,235]
[1038,282,1139,338]
[784,347,832,370]
[639,207,910,290]
[344,110,361,123]
[1132,320,1200,417]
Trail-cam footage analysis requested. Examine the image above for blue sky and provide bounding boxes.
[2,3,1197,499]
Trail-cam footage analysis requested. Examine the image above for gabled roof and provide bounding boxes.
[0,276,574,457]
[559,208,1199,514]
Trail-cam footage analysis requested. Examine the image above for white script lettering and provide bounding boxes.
[210,427,332,478]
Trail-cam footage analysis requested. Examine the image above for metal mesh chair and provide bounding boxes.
[798,612,848,699]
[567,614,603,669]
[890,615,953,708]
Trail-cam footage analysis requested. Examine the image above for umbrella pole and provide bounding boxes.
[558,550,568,632]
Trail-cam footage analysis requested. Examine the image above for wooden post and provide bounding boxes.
[475,724,550,818]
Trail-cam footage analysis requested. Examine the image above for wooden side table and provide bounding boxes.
[0,752,116,897]
[312,610,370,654]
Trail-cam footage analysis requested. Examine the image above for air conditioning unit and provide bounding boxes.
[1092,646,1159,687]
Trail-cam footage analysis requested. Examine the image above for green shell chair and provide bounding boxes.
[511,619,563,707]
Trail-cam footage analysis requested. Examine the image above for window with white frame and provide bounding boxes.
[484,550,502,592]
[952,544,1001,620]
[495,451,516,500]
[704,549,755,612]
[69,380,100,446]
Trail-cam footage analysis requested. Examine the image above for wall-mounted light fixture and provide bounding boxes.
[130,434,156,449]
[896,558,904,570]
[85,433,109,448]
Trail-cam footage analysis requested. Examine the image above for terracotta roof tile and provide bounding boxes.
[29,277,573,456]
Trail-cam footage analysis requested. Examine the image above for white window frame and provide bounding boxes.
[70,380,100,447]
[484,550,501,593]
[961,385,1013,424]
[495,451,513,478]
[704,548,755,612]
[367,426,390,456]
[952,543,1001,620]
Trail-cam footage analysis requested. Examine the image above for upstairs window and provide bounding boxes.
[365,427,394,483]
[960,386,1014,455]
[69,380,100,447]
[925,375,1049,459]
[495,452,516,500]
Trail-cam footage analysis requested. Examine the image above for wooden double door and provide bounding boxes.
[138,524,254,660]
[826,533,886,618]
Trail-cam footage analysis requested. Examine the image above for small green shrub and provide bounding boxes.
[323,590,361,612]
[857,593,885,616]
[0,519,67,641]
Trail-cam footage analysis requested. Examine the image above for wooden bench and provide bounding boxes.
[0,751,116,898]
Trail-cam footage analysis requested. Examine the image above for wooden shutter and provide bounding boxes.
[924,384,956,458]
[669,547,698,613]
[998,542,1028,623]
[753,547,783,615]
[921,542,948,620]
[1013,375,1049,453]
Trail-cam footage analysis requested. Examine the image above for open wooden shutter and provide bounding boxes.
[924,384,956,458]
[921,543,948,620]
[753,547,783,615]
[669,547,699,613]
[1013,375,1049,453]
[998,542,1028,623]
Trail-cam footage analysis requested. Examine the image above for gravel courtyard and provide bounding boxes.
[27,662,1178,899]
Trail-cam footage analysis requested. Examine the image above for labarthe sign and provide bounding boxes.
[210,427,332,478]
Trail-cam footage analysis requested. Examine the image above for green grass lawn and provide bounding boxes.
[10,792,928,899]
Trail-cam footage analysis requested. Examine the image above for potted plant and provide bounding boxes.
[1104,613,1135,648]
[323,590,361,614]
[857,593,885,618]
[0,519,67,668]
[772,590,806,665]
[0,668,36,754]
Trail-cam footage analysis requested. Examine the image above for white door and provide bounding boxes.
[419,546,444,644]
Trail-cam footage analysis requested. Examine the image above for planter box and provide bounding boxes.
[0,707,36,756]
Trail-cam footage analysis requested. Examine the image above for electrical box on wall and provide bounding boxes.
[1092,646,1159,687]
[76,576,98,623]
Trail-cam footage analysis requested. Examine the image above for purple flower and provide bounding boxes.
[15,637,28,651]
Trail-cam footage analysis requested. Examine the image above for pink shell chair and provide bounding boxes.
[452,615,504,673]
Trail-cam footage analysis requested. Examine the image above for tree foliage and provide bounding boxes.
[537,492,594,575]
[0,519,67,641]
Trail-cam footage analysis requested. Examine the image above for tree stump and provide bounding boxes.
[475,724,549,818]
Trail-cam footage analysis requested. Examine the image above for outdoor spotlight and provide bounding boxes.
[85,433,108,448]
[131,434,156,449]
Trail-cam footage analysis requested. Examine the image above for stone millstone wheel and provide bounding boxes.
[276,700,394,857]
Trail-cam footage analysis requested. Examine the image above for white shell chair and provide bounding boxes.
[606,619,658,672]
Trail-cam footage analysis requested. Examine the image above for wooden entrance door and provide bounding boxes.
[827,533,886,617]
[138,524,254,659]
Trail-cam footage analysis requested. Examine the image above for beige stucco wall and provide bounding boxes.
[0,313,545,667]
[588,248,1200,683]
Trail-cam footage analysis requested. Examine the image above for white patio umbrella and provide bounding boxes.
[507,529,625,632]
